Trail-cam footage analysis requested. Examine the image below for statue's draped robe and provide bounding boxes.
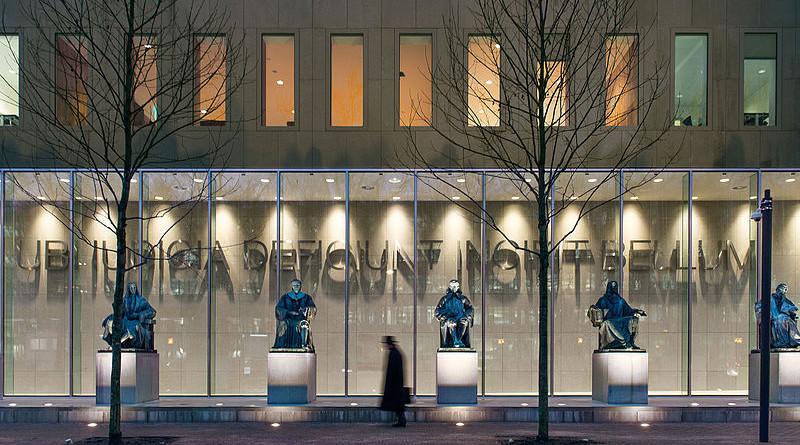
[594,290,639,350]
[756,293,800,348]
[434,290,474,348]
[272,291,317,350]
[102,293,156,349]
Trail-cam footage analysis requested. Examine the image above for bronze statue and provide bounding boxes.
[755,283,800,349]
[435,279,474,349]
[587,281,646,350]
[101,282,157,350]
[272,279,317,352]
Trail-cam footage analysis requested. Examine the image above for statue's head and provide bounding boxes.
[291,279,302,293]
[127,282,138,296]
[449,279,460,293]
[777,283,788,296]
[606,281,619,295]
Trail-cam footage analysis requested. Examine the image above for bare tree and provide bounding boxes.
[1,0,246,441]
[403,0,678,439]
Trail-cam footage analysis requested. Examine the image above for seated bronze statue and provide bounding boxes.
[587,281,646,350]
[101,282,157,350]
[755,283,800,349]
[272,279,317,352]
[435,279,474,349]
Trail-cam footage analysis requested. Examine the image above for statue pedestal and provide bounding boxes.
[436,349,478,404]
[592,350,648,404]
[268,351,316,404]
[95,350,159,405]
[748,350,800,403]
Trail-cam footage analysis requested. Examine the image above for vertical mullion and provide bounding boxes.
[0,171,4,397]
[138,170,143,289]
[549,176,555,396]
[206,170,213,396]
[412,172,418,395]
[480,172,486,397]
[686,171,693,396]
[68,170,75,395]
[618,170,624,290]
[275,171,282,398]
[343,171,350,396]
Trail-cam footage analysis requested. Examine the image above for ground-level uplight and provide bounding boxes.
[87,423,97,427]
[271,423,280,427]
[455,422,465,427]
[640,423,650,427]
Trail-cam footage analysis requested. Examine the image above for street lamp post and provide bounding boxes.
[752,189,773,443]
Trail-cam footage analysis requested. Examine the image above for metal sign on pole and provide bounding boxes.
[752,189,773,443]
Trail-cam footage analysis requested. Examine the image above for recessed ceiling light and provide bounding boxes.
[131,178,138,183]
[457,178,466,183]
[785,178,796,183]
[276,80,284,85]
[350,402,358,406]
[193,178,203,183]
[485,80,493,85]
[525,178,532,183]
[452,196,461,200]
[478,109,484,114]
[95,196,103,200]
[215,402,223,406]
[494,43,500,49]
[758,69,766,74]
[750,195,757,200]
[326,178,335,183]
[719,178,729,183]
[36,196,46,200]
[587,178,597,183]
[44,403,53,407]
[392,196,401,200]
[260,178,270,183]
[728,402,737,406]
[215,196,224,201]
[291,109,295,114]
[389,177,401,184]
[511,196,520,200]
[690,402,700,406]
[154,195,164,200]
[630,196,639,200]
[200,109,208,114]
[653,178,663,183]
[569,196,578,200]
[59,178,70,183]
[333,196,342,200]
[520,402,528,406]
[692,196,698,200]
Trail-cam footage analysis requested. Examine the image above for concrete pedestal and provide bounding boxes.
[96,350,159,405]
[268,352,316,404]
[592,350,648,404]
[748,351,800,403]
[436,350,478,404]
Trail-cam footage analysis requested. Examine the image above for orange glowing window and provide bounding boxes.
[194,35,226,126]
[331,35,363,127]
[605,35,638,126]
[263,35,295,127]
[132,36,157,125]
[55,35,88,126]
[399,34,432,127]
[541,61,568,126]
[468,35,500,127]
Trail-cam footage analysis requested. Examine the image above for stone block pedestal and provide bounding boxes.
[96,350,159,405]
[749,351,800,403]
[436,350,478,404]
[268,352,316,404]
[592,350,648,404]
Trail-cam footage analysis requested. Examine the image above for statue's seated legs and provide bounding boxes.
[598,316,639,350]
[771,314,800,348]
[440,318,471,348]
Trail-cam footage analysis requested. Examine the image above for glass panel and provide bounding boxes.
[605,35,638,126]
[622,172,689,394]
[55,35,88,126]
[331,35,363,127]
[142,172,208,394]
[73,174,140,395]
[552,173,619,394]
[743,33,777,126]
[133,36,158,125]
[416,173,483,395]
[278,172,346,395]
[263,35,295,127]
[3,172,72,394]
[194,36,226,126]
[674,34,708,127]
[0,35,19,125]
[467,35,500,127]
[399,34,432,127]
[690,172,756,394]
[210,173,277,395]
[542,61,567,126]
[348,172,413,395]
[484,173,539,394]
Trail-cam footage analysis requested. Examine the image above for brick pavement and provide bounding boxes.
[1,422,800,445]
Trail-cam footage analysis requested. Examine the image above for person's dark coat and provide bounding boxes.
[379,346,405,412]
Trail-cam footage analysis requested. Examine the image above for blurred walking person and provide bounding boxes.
[379,336,408,427]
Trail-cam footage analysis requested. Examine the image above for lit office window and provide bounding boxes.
[0,35,19,126]
[674,34,708,127]
[263,35,295,127]
[468,35,500,127]
[399,34,432,127]
[743,33,776,126]
[331,34,363,127]
[605,35,638,126]
[542,61,567,126]
[133,36,157,125]
[194,35,226,126]
[55,35,88,126]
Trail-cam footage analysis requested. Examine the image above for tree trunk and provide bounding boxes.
[109,185,130,444]
[537,195,550,440]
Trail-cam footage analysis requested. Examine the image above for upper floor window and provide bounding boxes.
[194,35,226,126]
[331,34,364,127]
[604,35,638,126]
[133,36,157,125]
[743,33,776,126]
[674,34,708,127]
[55,35,88,126]
[263,34,294,127]
[399,34,432,127]
[0,35,19,126]
[467,35,500,127]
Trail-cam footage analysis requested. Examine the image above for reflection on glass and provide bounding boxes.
[263,35,295,127]
[55,35,88,126]
[210,173,276,394]
[348,173,413,394]
[552,173,619,394]
[0,35,19,125]
[331,35,364,127]
[143,173,208,394]
[743,33,777,126]
[605,35,638,126]
[674,34,708,127]
[468,35,500,127]
[280,172,346,395]
[194,36,226,126]
[416,173,482,395]
[133,36,158,125]
[4,172,72,394]
[399,34,432,127]
[622,172,689,394]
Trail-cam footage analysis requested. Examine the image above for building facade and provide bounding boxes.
[0,1,799,398]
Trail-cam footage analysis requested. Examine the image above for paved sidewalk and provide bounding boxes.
[1,422,800,445]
